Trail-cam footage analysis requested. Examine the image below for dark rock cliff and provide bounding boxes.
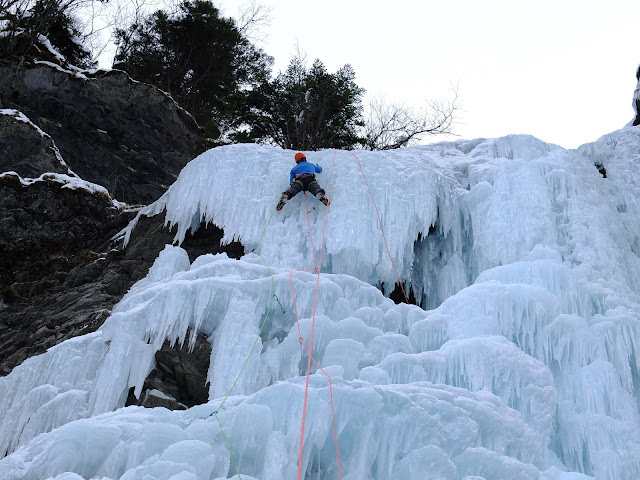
[0,61,201,205]
[0,173,134,373]
[0,110,69,177]
[633,65,640,127]
[0,182,243,375]
[0,59,243,388]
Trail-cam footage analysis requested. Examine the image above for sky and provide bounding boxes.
[216,0,640,149]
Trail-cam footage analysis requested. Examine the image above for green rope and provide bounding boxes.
[215,257,276,411]
[215,413,243,479]
[208,205,282,478]
[251,206,278,254]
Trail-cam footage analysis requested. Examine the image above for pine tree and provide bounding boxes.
[244,57,365,150]
[114,0,272,143]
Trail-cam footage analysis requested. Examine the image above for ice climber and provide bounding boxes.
[276,152,330,211]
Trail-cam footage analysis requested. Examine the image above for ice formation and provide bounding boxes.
[1,125,640,480]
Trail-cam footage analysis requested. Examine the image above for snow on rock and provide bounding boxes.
[1,108,54,139]
[0,108,73,175]
[0,109,131,211]
[3,127,640,480]
[0,171,126,209]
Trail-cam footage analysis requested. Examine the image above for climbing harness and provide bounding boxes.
[294,177,318,188]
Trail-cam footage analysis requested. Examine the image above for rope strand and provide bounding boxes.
[295,149,343,480]
[351,151,410,303]
[207,151,342,480]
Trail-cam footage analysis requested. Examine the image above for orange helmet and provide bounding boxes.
[294,152,306,163]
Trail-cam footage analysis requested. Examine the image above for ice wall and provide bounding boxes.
[2,127,640,480]
[121,143,466,302]
[122,132,640,307]
[0,249,564,480]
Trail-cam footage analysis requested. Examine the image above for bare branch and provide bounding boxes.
[360,84,460,150]
[234,0,271,44]
[93,0,165,65]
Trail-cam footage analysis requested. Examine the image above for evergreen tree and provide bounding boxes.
[114,0,272,143]
[244,57,365,150]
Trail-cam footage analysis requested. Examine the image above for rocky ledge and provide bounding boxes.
[0,61,201,205]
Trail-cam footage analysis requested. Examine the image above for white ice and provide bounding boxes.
[2,125,640,480]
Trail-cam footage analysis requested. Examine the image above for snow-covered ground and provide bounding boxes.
[1,126,639,480]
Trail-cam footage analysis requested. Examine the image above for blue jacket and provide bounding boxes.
[289,160,322,184]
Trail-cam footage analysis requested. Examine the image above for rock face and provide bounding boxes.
[0,58,242,381]
[0,62,201,204]
[0,173,133,374]
[0,190,244,375]
[633,65,640,127]
[0,111,69,177]
[126,330,212,410]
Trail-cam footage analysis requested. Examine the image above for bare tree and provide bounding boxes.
[360,84,460,150]
[1,0,273,69]
[233,0,271,43]
[93,0,167,66]
[0,0,26,16]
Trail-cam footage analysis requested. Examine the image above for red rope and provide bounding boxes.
[294,150,343,480]
[351,151,410,303]
[291,269,343,480]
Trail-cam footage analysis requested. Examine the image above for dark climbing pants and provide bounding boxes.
[283,174,325,199]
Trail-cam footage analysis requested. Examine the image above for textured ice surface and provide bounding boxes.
[2,127,640,479]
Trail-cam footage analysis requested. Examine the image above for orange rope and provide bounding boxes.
[294,150,343,480]
[351,151,410,303]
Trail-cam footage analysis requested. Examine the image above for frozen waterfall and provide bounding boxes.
[1,127,640,480]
